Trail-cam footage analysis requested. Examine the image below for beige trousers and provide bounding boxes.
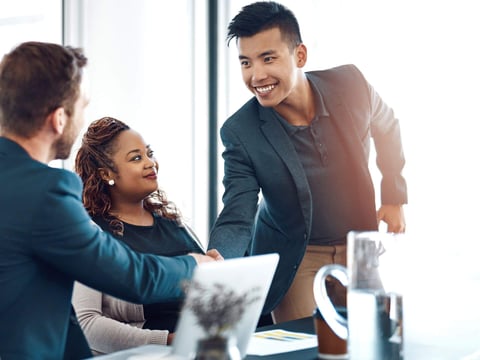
[271,244,347,324]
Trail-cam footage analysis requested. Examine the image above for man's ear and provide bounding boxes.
[295,43,307,68]
[50,107,66,135]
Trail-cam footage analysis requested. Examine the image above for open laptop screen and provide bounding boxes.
[172,253,279,358]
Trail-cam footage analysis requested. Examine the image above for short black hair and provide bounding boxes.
[226,1,302,51]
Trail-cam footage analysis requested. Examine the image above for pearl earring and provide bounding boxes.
[108,179,115,186]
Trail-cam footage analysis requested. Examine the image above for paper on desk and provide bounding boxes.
[247,329,317,355]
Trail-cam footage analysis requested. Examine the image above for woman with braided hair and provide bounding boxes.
[72,116,211,355]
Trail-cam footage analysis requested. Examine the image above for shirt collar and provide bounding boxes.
[274,81,330,136]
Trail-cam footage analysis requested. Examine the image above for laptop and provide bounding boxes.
[95,253,279,360]
[171,252,279,358]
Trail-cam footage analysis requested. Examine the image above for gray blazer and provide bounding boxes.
[209,65,407,313]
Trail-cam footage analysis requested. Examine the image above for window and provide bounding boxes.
[69,0,211,243]
[0,0,63,166]
[0,0,62,55]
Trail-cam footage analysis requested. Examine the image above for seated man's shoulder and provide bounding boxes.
[44,166,82,188]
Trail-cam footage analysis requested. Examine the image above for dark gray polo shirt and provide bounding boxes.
[275,93,359,246]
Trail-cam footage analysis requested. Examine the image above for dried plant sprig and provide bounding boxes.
[182,280,262,337]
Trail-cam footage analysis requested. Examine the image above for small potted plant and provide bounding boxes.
[182,281,262,360]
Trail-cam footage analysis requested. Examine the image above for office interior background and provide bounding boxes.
[1,0,479,330]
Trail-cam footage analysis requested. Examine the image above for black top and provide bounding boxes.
[92,213,204,331]
[92,213,204,256]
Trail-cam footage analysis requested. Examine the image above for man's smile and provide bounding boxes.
[255,84,276,94]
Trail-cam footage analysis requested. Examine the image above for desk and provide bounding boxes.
[94,315,480,359]
[93,318,317,360]
[251,316,480,360]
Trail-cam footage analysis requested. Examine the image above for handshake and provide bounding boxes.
[189,249,224,264]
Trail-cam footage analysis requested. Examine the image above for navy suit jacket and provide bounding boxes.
[0,138,196,359]
[209,65,407,313]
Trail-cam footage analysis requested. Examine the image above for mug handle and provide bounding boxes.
[313,264,349,340]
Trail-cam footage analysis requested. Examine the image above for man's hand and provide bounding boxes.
[205,249,224,261]
[189,249,224,264]
[376,204,406,233]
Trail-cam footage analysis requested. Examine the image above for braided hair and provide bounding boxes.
[75,116,182,236]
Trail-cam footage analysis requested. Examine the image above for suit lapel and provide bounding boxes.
[308,73,370,169]
[258,106,313,235]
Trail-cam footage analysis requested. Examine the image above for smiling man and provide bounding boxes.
[208,1,408,324]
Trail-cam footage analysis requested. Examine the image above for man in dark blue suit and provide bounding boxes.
[0,41,222,359]
[209,2,407,324]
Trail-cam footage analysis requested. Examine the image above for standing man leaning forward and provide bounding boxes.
[208,1,407,324]
[0,41,222,359]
